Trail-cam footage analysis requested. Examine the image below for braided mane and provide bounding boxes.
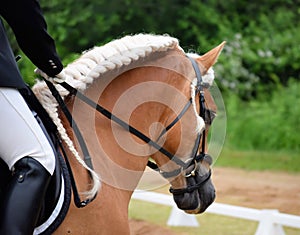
[34,34,181,96]
[32,34,182,199]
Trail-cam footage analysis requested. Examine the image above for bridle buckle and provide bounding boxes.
[184,160,198,178]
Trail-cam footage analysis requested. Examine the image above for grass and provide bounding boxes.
[129,200,300,235]
[214,147,300,173]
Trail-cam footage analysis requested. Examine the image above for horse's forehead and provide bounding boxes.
[142,49,194,80]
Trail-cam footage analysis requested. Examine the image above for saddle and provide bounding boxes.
[0,86,71,235]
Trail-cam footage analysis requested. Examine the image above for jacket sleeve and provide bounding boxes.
[0,0,63,77]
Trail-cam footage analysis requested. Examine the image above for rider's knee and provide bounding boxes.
[29,147,56,176]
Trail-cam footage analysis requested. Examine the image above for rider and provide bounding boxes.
[0,1,65,234]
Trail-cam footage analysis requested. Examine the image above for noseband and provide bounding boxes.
[45,55,212,200]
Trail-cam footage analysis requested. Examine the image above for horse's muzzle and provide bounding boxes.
[170,169,215,214]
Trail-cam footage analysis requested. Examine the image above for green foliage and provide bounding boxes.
[12,1,300,96]
[201,1,300,99]
[41,0,187,55]
[225,80,300,152]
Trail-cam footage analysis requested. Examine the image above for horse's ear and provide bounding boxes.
[197,41,226,73]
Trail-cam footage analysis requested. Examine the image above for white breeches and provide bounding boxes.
[0,88,55,175]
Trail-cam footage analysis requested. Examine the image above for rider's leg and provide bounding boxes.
[0,157,51,235]
[0,88,55,173]
[0,87,55,235]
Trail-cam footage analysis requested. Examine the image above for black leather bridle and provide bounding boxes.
[146,56,212,180]
[45,55,212,204]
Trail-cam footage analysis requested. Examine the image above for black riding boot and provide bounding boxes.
[0,157,51,235]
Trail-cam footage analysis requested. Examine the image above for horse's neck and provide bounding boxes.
[88,49,192,140]
[57,96,137,234]
[64,87,150,194]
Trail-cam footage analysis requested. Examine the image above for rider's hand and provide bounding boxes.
[34,68,66,84]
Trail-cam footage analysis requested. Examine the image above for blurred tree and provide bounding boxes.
[3,0,299,94]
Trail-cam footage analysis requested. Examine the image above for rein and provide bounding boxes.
[44,55,211,200]
[44,79,97,208]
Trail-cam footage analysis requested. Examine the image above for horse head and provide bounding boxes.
[151,42,225,214]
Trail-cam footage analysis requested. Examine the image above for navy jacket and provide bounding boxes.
[0,0,63,88]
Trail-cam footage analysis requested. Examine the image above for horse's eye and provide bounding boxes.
[205,109,217,125]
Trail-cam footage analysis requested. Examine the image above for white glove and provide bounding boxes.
[34,68,66,84]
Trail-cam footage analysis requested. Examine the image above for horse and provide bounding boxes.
[32,34,225,234]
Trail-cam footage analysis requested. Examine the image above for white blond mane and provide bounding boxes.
[32,34,214,199]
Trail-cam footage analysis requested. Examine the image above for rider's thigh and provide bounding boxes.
[0,87,55,175]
